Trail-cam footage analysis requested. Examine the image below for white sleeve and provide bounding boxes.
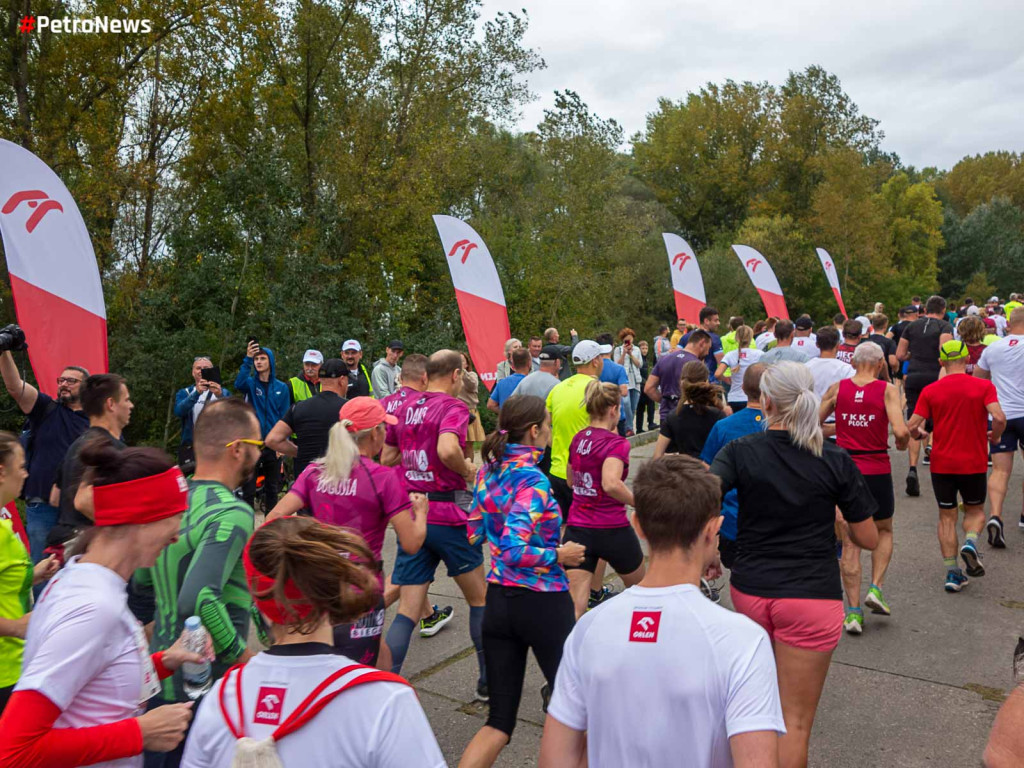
[545,628,587,731]
[976,346,993,372]
[722,351,739,369]
[725,633,786,738]
[368,686,447,767]
[16,600,119,710]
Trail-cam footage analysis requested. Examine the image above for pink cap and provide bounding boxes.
[339,397,398,431]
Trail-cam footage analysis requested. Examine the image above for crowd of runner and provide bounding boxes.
[0,291,1022,767]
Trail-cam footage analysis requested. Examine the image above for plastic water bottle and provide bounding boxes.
[181,616,212,700]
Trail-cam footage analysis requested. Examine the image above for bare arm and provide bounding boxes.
[819,382,839,423]
[848,517,879,550]
[715,361,730,385]
[730,730,780,768]
[486,397,500,414]
[618,383,628,398]
[988,402,1007,444]
[644,374,662,403]
[884,384,910,450]
[264,420,297,457]
[985,684,1024,768]
[939,332,953,346]
[266,491,305,522]
[380,444,401,467]
[539,716,587,768]
[895,337,910,362]
[438,432,475,483]
[0,350,38,413]
[390,500,428,555]
[652,434,671,460]
[907,413,928,440]
[48,484,60,507]
[601,457,634,507]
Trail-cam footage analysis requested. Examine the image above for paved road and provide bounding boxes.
[379,441,1024,767]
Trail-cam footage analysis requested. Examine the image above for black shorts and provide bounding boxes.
[862,474,895,521]
[548,474,573,518]
[991,417,1024,455]
[931,472,987,510]
[563,525,644,575]
[333,595,386,666]
[904,373,937,424]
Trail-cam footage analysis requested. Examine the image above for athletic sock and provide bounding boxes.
[965,532,979,547]
[385,614,416,674]
[469,605,486,685]
[847,606,862,614]
[943,557,957,571]
[869,583,880,592]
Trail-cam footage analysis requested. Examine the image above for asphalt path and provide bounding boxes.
[378,440,1024,766]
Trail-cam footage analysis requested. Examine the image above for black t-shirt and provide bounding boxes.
[710,430,875,600]
[659,405,725,458]
[889,320,910,345]
[282,391,346,476]
[24,393,89,501]
[50,427,125,544]
[868,334,896,382]
[345,368,371,399]
[902,316,953,377]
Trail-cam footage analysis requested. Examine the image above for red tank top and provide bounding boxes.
[835,378,890,474]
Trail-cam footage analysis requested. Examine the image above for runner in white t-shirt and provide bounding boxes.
[790,316,820,358]
[805,327,854,400]
[539,455,784,768]
[976,308,1024,542]
[715,325,763,410]
[182,516,445,768]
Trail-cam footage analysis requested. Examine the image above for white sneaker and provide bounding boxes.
[843,612,864,634]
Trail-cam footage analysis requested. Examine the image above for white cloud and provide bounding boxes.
[482,0,1024,168]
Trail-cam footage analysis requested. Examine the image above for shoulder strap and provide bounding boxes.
[219,663,248,740]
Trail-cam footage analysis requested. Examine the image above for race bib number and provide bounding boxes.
[135,621,161,705]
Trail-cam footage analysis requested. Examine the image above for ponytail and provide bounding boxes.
[481,395,548,467]
[760,362,824,456]
[584,380,620,419]
[314,420,375,493]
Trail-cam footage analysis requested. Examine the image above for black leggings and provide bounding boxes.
[483,584,575,737]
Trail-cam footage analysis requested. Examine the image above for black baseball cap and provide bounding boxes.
[320,358,347,378]
[900,305,919,315]
[387,339,404,350]
[538,351,558,361]
[794,317,813,330]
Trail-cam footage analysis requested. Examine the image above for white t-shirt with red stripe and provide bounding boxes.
[547,583,784,768]
[181,647,445,768]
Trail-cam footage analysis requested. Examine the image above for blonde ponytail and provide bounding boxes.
[314,420,372,493]
[760,362,824,457]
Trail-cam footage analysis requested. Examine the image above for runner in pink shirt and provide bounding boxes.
[380,353,428,445]
[564,380,646,618]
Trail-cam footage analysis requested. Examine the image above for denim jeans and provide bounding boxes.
[620,389,640,434]
[26,501,58,598]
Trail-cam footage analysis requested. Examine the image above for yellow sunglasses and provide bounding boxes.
[225,438,265,449]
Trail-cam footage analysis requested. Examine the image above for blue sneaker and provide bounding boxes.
[960,541,985,577]
[945,568,969,593]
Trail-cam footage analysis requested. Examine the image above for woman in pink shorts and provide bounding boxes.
[709,362,878,768]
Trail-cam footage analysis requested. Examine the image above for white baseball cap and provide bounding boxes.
[342,339,361,352]
[302,349,324,364]
[572,340,612,365]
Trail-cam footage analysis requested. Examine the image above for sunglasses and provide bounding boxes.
[225,438,265,449]
[56,377,82,385]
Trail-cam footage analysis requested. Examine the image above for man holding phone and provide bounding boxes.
[173,355,229,467]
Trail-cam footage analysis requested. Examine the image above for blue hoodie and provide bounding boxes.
[233,347,290,437]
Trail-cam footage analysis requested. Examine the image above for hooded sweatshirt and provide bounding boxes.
[233,347,290,437]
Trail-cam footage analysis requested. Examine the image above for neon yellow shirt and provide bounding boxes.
[546,374,596,480]
[1005,301,1022,317]
[0,519,31,687]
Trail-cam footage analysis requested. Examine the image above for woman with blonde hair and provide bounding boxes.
[562,381,644,618]
[715,325,764,412]
[654,360,727,459]
[956,315,987,376]
[710,362,879,768]
[268,397,427,667]
[457,351,486,459]
[181,517,445,767]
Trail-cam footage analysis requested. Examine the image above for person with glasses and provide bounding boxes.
[173,356,230,469]
[137,397,263,768]
[0,331,88,576]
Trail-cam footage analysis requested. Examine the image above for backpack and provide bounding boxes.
[219,662,410,767]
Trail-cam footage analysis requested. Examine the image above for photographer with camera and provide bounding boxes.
[173,356,229,469]
[0,324,88,573]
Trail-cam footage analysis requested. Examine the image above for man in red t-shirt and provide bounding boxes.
[908,340,1006,593]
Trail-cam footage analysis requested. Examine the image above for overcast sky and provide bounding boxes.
[481,0,1024,170]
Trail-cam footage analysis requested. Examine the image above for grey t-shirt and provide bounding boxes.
[512,371,560,401]
[760,346,810,365]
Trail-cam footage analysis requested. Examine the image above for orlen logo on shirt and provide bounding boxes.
[629,610,661,643]
[254,686,287,725]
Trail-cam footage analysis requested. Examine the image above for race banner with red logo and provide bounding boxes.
[432,215,511,392]
[731,244,789,320]
[815,248,847,318]
[662,233,706,325]
[0,140,108,396]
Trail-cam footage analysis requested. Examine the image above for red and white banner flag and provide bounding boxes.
[433,215,511,392]
[662,234,706,326]
[0,140,108,396]
[731,244,789,320]
[815,248,847,318]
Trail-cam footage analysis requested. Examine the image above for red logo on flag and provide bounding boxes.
[825,261,832,271]
[254,686,287,725]
[629,611,661,643]
[745,258,762,273]
[447,239,478,264]
[2,190,64,234]
[1011,339,1019,347]
[671,252,691,271]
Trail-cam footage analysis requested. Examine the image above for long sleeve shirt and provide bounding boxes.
[468,445,568,592]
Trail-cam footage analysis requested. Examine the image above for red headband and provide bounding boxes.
[92,467,189,527]
[243,538,314,625]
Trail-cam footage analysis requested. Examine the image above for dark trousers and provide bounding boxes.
[636,391,656,431]
[143,697,195,768]
[241,446,282,511]
[482,585,575,737]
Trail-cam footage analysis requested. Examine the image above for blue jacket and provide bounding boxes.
[233,347,290,438]
[174,385,232,445]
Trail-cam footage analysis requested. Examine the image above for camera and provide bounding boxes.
[0,324,27,353]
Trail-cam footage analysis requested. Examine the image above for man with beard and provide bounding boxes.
[137,397,262,768]
[0,325,88,568]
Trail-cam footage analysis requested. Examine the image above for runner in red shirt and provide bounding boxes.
[907,341,1006,593]
[834,319,863,365]
[821,342,909,633]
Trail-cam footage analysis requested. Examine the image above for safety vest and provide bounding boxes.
[288,376,317,403]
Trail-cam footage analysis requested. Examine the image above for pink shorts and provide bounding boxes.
[730,586,844,653]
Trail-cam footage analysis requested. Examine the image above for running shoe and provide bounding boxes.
[475,681,489,702]
[541,683,552,713]
[700,578,721,603]
[960,541,985,577]
[843,610,864,634]
[864,586,891,616]
[906,472,920,497]
[945,568,969,592]
[419,605,454,637]
[987,516,1007,549]
[923,447,931,466]
[588,584,617,610]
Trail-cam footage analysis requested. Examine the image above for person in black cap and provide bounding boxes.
[542,327,579,380]
[265,358,349,477]
[791,315,819,358]
[372,340,405,398]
